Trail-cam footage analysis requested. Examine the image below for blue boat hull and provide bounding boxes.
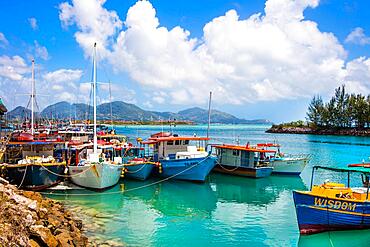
[124,163,154,180]
[293,191,370,234]
[160,156,217,182]
[213,164,272,178]
[4,164,65,190]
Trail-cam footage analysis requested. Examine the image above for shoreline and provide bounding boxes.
[0,178,89,246]
[266,126,370,136]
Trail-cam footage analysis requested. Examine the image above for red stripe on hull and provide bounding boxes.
[299,224,370,235]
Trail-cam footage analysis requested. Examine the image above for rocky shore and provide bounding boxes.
[266,125,370,136]
[0,178,88,247]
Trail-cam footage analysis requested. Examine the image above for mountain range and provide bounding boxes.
[6,101,271,124]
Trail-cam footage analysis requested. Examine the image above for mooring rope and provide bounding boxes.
[40,155,212,197]
[17,163,28,189]
[124,162,150,174]
[39,161,97,178]
[216,160,240,172]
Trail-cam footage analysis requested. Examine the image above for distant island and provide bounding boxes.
[267,85,370,136]
[7,101,272,125]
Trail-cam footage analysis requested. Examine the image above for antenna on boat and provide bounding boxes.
[93,43,97,154]
[31,59,35,135]
[206,91,212,140]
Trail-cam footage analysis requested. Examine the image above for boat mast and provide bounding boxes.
[31,59,35,135]
[206,91,212,140]
[93,43,97,153]
[109,80,113,129]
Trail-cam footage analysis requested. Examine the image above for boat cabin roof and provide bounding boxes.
[314,165,370,174]
[8,141,65,145]
[256,143,280,148]
[213,144,276,153]
[142,136,209,144]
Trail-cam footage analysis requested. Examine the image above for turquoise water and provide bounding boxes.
[47,125,370,246]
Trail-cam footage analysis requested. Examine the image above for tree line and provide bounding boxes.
[307,85,370,129]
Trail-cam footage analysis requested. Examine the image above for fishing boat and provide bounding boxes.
[141,133,217,182]
[68,43,123,190]
[0,60,67,190]
[212,144,274,178]
[119,144,155,181]
[123,157,155,181]
[256,143,310,175]
[1,139,67,190]
[293,165,370,234]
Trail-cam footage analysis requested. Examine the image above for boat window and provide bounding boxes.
[167,141,173,145]
[233,150,239,156]
[175,140,181,145]
[183,140,189,145]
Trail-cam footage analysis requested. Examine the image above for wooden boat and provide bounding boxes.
[212,144,274,178]
[123,157,155,181]
[0,60,68,190]
[141,133,216,182]
[68,43,123,190]
[293,165,370,234]
[256,143,310,175]
[1,141,67,190]
[117,144,155,181]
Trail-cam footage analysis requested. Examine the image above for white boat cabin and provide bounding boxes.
[142,134,210,160]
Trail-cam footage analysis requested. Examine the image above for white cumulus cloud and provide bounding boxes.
[343,57,370,93]
[59,0,122,58]
[59,0,370,106]
[43,69,83,83]
[0,55,29,81]
[345,27,370,45]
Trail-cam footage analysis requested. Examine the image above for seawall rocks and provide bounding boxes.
[0,179,88,246]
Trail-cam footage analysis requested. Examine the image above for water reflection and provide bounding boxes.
[123,179,217,217]
[210,173,307,205]
[299,230,370,247]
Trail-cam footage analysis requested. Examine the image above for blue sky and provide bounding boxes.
[0,0,369,123]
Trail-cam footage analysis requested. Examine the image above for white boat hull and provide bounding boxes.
[69,163,123,189]
[271,157,309,175]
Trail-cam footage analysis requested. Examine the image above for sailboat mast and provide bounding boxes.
[206,91,212,139]
[109,81,113,128]
[93,43,97,153]
[31,59,35,135]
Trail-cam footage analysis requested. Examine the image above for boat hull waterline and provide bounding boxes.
[124,163,154,181]
[159,156,217,182]
[293,190,370,234]
[213,164,273,178]
[3,163,65,190]
[69,163,123,190]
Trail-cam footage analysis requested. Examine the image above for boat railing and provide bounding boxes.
[277,153,311,160]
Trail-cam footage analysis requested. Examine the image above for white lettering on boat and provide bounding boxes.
[314,197,356,211]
